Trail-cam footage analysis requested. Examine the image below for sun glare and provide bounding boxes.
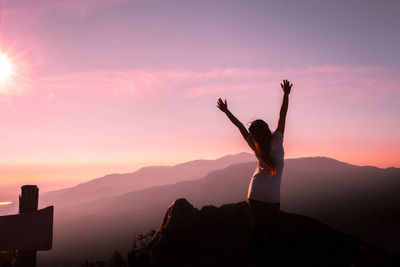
[0,201,13,205]
[0,53,14,83]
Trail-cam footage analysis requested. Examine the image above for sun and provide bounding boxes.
[0,53,14,83]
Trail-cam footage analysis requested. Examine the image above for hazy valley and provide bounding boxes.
[23,153,400,266]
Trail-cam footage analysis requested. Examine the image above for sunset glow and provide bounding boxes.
[0,2,398,266]
[0,0,399,192]
[0,53,14,83]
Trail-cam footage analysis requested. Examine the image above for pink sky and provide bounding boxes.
[0,0,399,192]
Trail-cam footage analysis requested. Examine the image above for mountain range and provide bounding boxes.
[31,153,400,266]
[40,152,254,209]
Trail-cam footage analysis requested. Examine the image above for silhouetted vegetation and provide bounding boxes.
[78,250,126,267]
[78,229,156,267]
[133,229,156,250]
[78,260,106,267]
[0,250,16,267]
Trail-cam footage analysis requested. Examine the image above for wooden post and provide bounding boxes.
[16,185,39,267]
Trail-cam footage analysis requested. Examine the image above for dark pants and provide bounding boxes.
[249,198,280,250]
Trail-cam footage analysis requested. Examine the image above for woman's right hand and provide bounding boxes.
[217,98,228,113]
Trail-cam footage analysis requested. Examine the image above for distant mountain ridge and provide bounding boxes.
[42,155,380,205]
[41,152,254,208]
[38,155,400,266]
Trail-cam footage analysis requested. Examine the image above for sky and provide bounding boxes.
[0,0,399,194]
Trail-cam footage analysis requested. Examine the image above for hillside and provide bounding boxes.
[38,156,400,266]
[129,198,392,267]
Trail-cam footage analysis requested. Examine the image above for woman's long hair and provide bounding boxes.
[248,119,276,176]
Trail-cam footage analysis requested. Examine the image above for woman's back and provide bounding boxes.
[246,131,284,203]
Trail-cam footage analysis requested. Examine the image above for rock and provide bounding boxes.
[129,199,389,267]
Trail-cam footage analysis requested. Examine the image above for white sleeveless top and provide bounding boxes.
[245,131,284,203]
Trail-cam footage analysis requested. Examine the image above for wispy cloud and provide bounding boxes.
[1,65,399,168]
[3,65,398,106]
[3,0,135,16]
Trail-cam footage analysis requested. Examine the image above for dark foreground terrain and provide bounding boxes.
[129,199,397,267]
[31,156,400,265]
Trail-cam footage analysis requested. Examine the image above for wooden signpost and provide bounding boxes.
[0,185,54,267]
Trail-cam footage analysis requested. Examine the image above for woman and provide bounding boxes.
[217,79,292,250]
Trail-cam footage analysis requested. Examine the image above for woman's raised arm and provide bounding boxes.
[217,98,250,139]
[276,79,292,135]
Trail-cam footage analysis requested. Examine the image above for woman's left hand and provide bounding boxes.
[281,79,293,95]
[217,98,228,112]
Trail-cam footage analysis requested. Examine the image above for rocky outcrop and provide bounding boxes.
[129,199,390,267]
